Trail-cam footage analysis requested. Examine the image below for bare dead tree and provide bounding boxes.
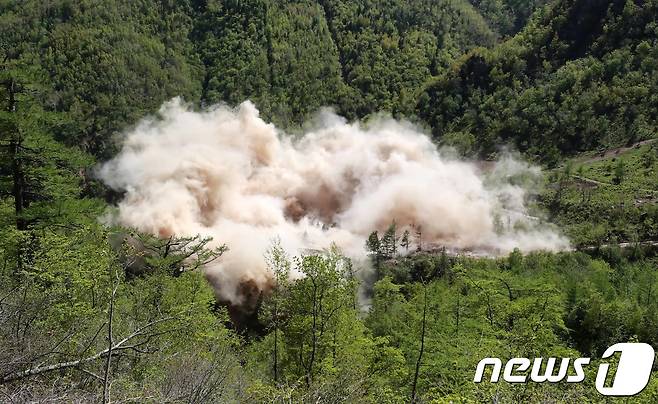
[1,315,179,385]
[159,342,239,403]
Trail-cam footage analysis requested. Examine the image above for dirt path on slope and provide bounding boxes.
[573,138,657,165]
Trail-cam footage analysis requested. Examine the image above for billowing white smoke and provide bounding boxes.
[99,99,568,303]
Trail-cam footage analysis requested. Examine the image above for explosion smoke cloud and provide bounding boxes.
[99,99,569,303]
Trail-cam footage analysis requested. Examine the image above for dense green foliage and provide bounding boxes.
[542,142,658,248]
[1,0,203,157]
[470,0,549,36]
[419,0,658,165]
[2,0,653,162]
[1,0,657,401]
[0,0,550,156]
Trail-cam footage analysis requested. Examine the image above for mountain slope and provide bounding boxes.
[1,0,535,157]
[469,0,549,37]
[418,0,658,165]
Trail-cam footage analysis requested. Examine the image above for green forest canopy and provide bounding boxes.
[1,0,658,402]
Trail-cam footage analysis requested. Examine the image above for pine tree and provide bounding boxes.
[401,229,411,252]
[0,52,92,231]
[366,230,383,270]
[414,224,423,252]
[382,221,398,257]
[613,159,626,184]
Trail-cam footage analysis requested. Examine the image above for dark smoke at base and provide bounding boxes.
[99,99,569,305]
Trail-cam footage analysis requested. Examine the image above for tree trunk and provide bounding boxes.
[6,78,26,231]
[410,282,428,403]
[307,279,318,387]
[10,138,25,231]
[103,268,119,403]
[273,300,278,383]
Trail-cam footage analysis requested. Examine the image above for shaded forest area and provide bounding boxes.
[2,0,658,402]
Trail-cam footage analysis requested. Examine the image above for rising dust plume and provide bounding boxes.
[99,99,569,304]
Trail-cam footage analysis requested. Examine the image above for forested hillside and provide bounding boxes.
[419,0,658,165]
[2,0,654,162]
[470,0,549,35]
[1,0,658,402]
[1,0,550,156]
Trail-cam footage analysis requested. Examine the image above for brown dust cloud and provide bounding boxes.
[99,99,569,304]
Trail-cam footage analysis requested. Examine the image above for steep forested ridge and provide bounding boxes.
[2,0,658,402]
[420,0,658,164]
[2,0,653,163]
[1,0,548,157]
[469,0,549,36]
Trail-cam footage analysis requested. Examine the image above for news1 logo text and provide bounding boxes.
[474,343,655,396]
